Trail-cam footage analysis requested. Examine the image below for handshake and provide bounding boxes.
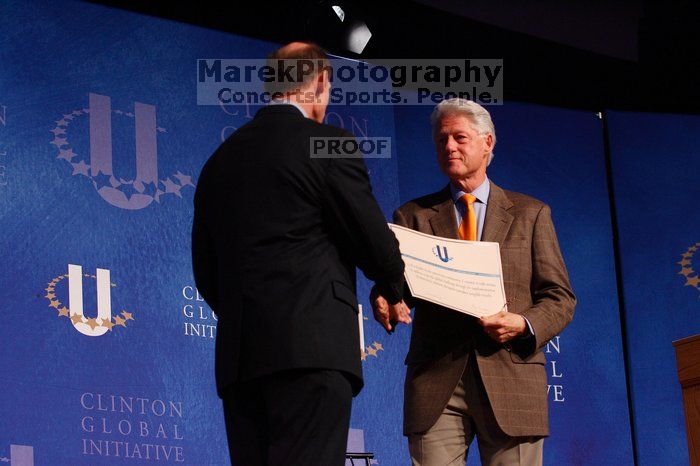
[370,291,412,333]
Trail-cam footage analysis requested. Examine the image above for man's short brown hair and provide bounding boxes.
[264,42,331,95]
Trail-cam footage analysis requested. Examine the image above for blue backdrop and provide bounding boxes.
[607,110,700,466]
[0,1,694,465]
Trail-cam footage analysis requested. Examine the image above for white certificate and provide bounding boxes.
[388,223,507,318]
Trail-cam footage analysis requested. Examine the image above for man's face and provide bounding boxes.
[434,114,493,182]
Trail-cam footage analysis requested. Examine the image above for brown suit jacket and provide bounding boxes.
[395,182,575,437]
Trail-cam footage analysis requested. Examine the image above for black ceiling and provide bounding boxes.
[87,0,700,114]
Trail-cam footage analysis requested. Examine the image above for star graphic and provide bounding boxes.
[70,313,84,324]
[50,127,66,136]
[102,319,115,330]
[58,307,69,317]
[682,252,693,259]
[117,182,141,200]
[161,177,182,197]
[71,110,83,116]
[686,276,700,287]
[50,137,68,148]
[86,318,99,330]
[114,109,123,115]
[372,342,383,351]
[360,350,367,361]
[133,180,146,194]
[45,286,54,292]
[121,310,134,321]
[114,316,126,327]
[689,246,698,252]
[679,267,693,277]
[366,346,378,357]
[63,113,74,121]
[57,148,77,162]
[45,292,55,299]
[91,171,113,190]
[82,108,90,113]
[49,300,60,309]
[139,181,157,197]
[173,171,194,187]
[124,112,134,118]
[678,258,691,266]
[56,119,67,126]
[71,160,90,177]
[157,127,167,133]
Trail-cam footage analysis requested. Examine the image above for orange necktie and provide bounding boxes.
[458,193,477,241]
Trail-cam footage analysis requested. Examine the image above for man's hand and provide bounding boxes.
[478,311,526,344]
[371,294,412,332]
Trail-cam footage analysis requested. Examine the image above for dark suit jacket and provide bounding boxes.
[192,105,405,396]
[395,182,575,437]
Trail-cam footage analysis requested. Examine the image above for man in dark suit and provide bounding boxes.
[373,98,575,465]
[192,42,410,466]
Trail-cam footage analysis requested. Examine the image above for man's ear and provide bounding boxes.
[483,133,494,152]
[314,70,328,97]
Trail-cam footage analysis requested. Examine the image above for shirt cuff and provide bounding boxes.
[521,316,535,338]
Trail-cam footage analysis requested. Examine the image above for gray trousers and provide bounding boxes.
[408,358,544,466]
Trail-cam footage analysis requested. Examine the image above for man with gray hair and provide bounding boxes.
[373,98,575,465]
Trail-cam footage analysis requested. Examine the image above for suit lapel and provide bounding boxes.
[481,182,514,244]
[428,186,460,240]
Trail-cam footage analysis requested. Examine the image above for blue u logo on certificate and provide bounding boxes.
[433,245,453,263]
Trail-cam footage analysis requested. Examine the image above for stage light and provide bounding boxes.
[306,1,373,56]
[332,5,345,22]
[345,21,372,54]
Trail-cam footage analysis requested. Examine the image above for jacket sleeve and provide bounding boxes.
[517,204,576,355]
[191,160,219,313]
[322,131,405,304]
[388,207,417,308]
